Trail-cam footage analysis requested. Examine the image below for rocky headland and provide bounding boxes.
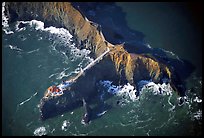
[4,2,188,122]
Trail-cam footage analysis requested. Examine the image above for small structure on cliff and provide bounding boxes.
[4,2,187,124]
[43,47,110,99]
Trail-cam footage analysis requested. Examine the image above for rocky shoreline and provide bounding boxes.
[3,2,179,82]
[4,2,187,122]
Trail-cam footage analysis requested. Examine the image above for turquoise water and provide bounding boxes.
[2,2,202,136]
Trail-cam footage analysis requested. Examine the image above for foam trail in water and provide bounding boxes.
[168,95,176,112]
[18,92,38,106]
[56,68,73,80]
[26,121,33,127]
[97,110,107,117]
[7,45,23,51]
[48,72,59,79]
[27,48,40,54]
[160,48,184,63]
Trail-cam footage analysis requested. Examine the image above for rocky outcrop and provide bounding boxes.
[5,2,110,57]
[4,2,172,78]
[4,2,186,121]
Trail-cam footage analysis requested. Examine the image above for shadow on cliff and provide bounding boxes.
[40,90,115,122]
[126,41,196,81]
[72,2,145,45]
[33,2,194,122]
[86,93,114,122]
[72,2,195,83]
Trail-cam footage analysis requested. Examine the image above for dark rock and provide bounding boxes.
[4,2,187,122]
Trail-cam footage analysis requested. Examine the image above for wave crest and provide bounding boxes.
[99,80,174,102]
[33,126,47,136]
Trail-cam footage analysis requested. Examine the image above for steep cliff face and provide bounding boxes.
[5,2,109,57]
[108,45,172,86]
[4,2,188,121]
[5,2,182,95]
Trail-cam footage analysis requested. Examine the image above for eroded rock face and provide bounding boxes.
[4,2,173,82]
[5,2,109,57]
[4,2,186,120]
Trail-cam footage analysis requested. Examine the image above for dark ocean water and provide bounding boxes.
[116,2,202,76]
[2,2,202,136]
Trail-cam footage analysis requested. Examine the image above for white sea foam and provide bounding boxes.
[50,128,55,133]
[193,110,202,120]
[27,48,40,54]
[33,126,47,136]
[15,20,44,31]
[3,29,14,34]
[16,26,26,32]
[2,2,14,34]
[48,72,59,79]
[168,95,176,112]
[14,20,93,80]
[161,48,183,63]
[18,92,38,106]
[2,2,9,28]
[38,36,43,40]
[21,20,93,68]
[97,110,107,117]
[99,81,137,101]
[13,20,93,71]
[15,20,73,40]
[142,81,173,96]
[61,120,71,131]
[99,80,173,102]
[56,68,72,80]
[7,45,23,51]
[29,20,44,30]
[15,21,27,31]
[193,96,202,103]
[54,58,95,80]
[44,26,72,38]
[143,42,152,49]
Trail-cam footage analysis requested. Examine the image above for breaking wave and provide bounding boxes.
[61,120,72,131]
[2,2,14,34]
[33,126,47,136]
[3,17,94,81]
[2,2,202,136]
[99,80,174,102]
